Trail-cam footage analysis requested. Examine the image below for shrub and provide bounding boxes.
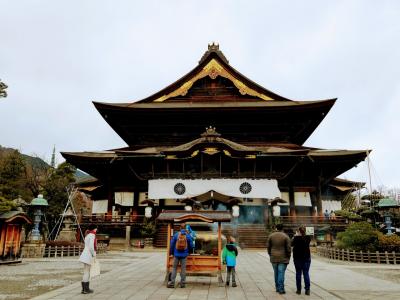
[334,210,362,221]
[140,218,157,238]
[336,221,380,251]
[0,196,16,214]
[378,233,400,252]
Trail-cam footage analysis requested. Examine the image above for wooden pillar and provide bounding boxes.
[316,178,323,216]
[133,191,140,208]
[166,223,171,273]
[218,222,222,271]
[289,185,296,217]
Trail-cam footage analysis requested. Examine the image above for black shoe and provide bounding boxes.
[226,281,230,286]
[180,283,186,288]
[279,290,286,294]
[167,282,174,288]
[81,282,85,294]
[305,289,310,296]
[232,282,237,287]
[296,290,301,295]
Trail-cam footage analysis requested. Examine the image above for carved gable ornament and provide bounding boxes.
[153,59,274,102]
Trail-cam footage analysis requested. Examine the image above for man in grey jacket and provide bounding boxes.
[266,223,291,294]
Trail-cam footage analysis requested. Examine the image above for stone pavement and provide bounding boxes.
[32,251,400,300]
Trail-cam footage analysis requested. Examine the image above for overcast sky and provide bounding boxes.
[1,1,399,190]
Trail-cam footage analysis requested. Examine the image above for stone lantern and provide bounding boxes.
[29,194,48,241]
[56,207,77,242]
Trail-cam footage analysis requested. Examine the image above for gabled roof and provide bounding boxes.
[135,43,290,103]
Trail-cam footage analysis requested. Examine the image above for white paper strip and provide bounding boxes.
[148,179,280,199]
[114,192,134,206]
[92,200,108,213]
[295,192,312,207]
[322,200,342,212]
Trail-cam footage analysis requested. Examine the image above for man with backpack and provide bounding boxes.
[168,223,193,288]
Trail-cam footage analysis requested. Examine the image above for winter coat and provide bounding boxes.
[170,229,193,258]
[79,233,96,265]
[222,243,238,267]
[292,235,311,262]
[267,231,291,264]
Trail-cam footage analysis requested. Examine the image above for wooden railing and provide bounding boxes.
[43,244,107,258]
[278,216,347,225]
[316,246,399,264]
[80,214,146,225]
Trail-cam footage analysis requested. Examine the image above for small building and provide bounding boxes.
[0,211,31,263]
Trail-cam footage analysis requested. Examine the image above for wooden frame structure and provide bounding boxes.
[157,210,231,286]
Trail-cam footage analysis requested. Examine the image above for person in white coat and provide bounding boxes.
[79,224,97,294]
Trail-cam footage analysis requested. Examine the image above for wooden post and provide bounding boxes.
[367,250,371,263]
[393,251,396,265]
[376,251,380,264]
[352,250,355,262]
[67,245,70,257]
[218,222,222,271]
[341,249,344,261]
[48,246,51,258]
[54,246,58,258]
[61,246,64,258]
[289,185,296,217]
[165,222,171,284]
[360,251,364,263]
[385,251,389,264]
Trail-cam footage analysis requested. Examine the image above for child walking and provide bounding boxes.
[222,236,238,287]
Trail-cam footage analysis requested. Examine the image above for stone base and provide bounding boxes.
[21,242,46,258]
[56,230,77,242]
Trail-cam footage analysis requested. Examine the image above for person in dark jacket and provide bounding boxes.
[222,236,238,287]
[168,223,193,288]
[267,223,291,294]
[292,226,311,295]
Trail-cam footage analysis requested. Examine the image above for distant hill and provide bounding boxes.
[0,145,91,181]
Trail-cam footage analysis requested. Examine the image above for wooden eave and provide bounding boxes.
[92,99,336,146]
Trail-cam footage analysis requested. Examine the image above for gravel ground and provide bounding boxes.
[0,251,147,300]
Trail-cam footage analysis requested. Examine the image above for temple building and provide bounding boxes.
[62,44,367,247]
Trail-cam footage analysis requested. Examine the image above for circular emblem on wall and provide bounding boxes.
[174,183,186,195]
[239,182,252,194]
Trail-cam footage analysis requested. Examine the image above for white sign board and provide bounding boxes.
[306,227,314,236]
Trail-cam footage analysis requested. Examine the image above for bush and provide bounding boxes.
[0,196,16,214]
[336,221,380,251]
[335,210,362,221]
[378,233,400,252]
[140,219,157,238]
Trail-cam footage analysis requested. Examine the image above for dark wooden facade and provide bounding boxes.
[62,44,368,231]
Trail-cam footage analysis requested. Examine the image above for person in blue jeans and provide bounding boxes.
[168,223,193,288]
[267,223,291,294]
[292,226,311,295]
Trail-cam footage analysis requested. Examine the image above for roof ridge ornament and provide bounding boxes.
[199,42,229,65]
[201,126,221,138]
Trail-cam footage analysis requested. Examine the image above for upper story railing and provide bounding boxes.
[277,216,347,226]
[80,214,146,225]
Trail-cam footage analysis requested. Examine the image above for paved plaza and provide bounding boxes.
[31,251,400,300]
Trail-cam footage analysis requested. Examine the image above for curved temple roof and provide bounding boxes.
[93,44,336,146]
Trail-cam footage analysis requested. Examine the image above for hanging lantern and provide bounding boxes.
[145,206,153,218]
[184,205,192,211]
[272,205,281,217]
[232,205,240,217]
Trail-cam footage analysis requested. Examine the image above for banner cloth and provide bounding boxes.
[148,179,280,200]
